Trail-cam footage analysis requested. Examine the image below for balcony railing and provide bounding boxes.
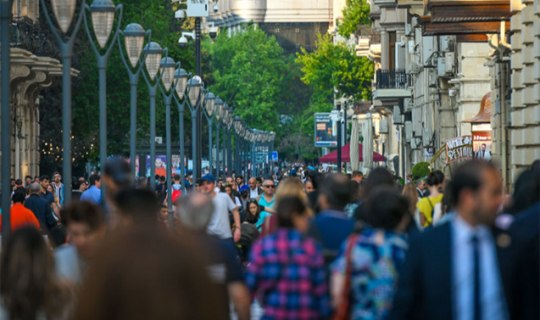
[375,69,411,89]
[369,33,381,46]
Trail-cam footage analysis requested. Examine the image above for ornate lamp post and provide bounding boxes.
[38,0,87,207]
[142,42,164,190]
[1,0,16,238]
[214,97,224,178]
[118,23,150,176]
[221,103,229,177]
[173,68,189,192]
[186,76,203,181]
[158,57,179,217]
[83,0,123,200]
[203,92,216,176]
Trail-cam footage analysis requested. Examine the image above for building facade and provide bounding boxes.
[1,0,72,182]
[353,0,535,189]
[207,0,334,53]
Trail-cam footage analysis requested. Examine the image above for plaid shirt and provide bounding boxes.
[245,228,331,320]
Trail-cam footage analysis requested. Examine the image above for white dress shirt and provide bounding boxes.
[249,188,259,199]
[452,214,508,320]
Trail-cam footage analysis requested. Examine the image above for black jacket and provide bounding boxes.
[389,216,537,320]
[24,194,57,232]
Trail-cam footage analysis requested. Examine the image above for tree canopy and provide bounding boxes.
[338,0,371,38]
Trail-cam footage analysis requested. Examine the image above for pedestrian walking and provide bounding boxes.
[416,172,443,228]
[389,160,509,320]
[80,174,101,204]
[308,174,356,266]
[25,182,57,234]
[246,195,331,320]
[256,178,276,229]
[0,192,40,231]
[55,201,106,286]
[72,226,227,320]
[332,187,410,320]
[175,193,251,320]
[200,174,242,243]
[0,227,72,320]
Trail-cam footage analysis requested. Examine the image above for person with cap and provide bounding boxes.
[200,174,242,243]
[102,157,133,214]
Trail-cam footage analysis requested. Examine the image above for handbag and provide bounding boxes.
[333,234,359,320]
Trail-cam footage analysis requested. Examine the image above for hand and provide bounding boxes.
[233,227,241,243]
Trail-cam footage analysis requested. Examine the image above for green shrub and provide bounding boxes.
[412,162,430,181]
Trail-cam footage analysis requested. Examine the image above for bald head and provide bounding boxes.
[175,193,214,232]
[248,178,257,190]
[29,182,41,194]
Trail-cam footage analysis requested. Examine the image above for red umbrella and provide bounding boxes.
[319,143,387,163]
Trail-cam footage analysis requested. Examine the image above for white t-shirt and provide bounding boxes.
[207,193,236,239]
[249,188,259,199]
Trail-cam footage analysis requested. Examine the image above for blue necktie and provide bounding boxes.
[472,235,481,320]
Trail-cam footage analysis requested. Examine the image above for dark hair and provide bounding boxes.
[304,170,320,190]
[449,160,497,207]
[160,176,166,182]
[61,201,105,231]
[256,177,262,184]
[89,174,101,186]
[173,174,181,181]
[319,174,354,209]
[362,167,395,200]
[115,188,161,223]
[11,192,26,204]
[506,160,540,215]
[245,199,261,224]
[364,186,409,230]
[72,180,81,190]
[34,176,39,179]
[25,175,32,180]
[1,227,69,320]
[237,176,243,181]
[433,170,445,185]
[240,190,249,199]
[73,227,227,320]
[15,179,23,186]
[195,179,202,186]
[277,196,308,228]
[155,174,160,180]
[425,172,441,187]
[39,175,50,182]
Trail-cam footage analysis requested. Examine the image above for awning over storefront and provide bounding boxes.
[463,92,491,123]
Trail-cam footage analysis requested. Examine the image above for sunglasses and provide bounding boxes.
[264,185,276,189]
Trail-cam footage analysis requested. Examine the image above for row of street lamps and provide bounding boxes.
[0,0,276,237]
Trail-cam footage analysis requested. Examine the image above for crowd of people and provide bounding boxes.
[0,157,538,320]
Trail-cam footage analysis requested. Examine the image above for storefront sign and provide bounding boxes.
[446,135,473,164]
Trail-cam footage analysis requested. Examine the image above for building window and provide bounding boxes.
[274,28,280,33]
[295,28,300,33]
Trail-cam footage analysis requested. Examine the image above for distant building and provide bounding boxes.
[207,0,335,53]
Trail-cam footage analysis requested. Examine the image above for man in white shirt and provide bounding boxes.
[475,143,491,161]
[200,174,241,242]
[390,160,509,320]
[247,177,262,199]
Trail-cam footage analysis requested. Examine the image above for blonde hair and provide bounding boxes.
[275,178,312,216]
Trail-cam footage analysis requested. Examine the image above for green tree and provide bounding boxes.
[338,0,371,38]
[296,33,373,101]
[203,25,285,132]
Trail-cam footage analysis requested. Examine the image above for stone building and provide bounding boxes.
[206,0,333,53]
[354,0,533,188]
[1,0,75,181]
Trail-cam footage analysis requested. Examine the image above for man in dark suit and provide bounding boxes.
[509,160,540,319]
[416,179,425,198]
[25,182,57,234]
[389,160,515,320]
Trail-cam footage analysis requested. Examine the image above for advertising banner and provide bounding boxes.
[314,113,337,147]
[446,135,473,164]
